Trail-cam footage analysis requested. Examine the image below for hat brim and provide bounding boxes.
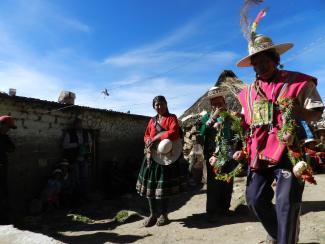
[206,92,227,100]
[236,43,293,67]
[315,128,325,132]
[304,139,319,144]
[152,138,183,165]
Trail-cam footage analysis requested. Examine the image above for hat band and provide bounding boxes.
[249,41,274,55]
[207,91,226,98]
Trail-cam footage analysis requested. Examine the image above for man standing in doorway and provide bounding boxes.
[63,118,92,202]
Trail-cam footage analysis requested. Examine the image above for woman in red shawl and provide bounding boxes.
[136,96,186,227]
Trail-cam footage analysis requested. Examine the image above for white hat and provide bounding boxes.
[237,9,293,67]
[206,86,227,100]
[157,139,173,154]
[60,159,70,166]
[152,138,183,165]
[52,169,63,175]
[237,35,293,67]
[315,127,325,133]
[304,138,318,145]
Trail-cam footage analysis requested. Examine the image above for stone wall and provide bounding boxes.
[0,94,149,215]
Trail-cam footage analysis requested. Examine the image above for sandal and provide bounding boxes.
[156,214,170,226]
[143,215,157,227]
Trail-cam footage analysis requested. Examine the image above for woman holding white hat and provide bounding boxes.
[136,95,185,227]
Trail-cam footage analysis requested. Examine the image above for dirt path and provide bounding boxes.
[59,174,325,244]
[2,174,325,243]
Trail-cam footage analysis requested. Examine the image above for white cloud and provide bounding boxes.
[55,16,91,33]
[105,77,209,116]
[103,10,217,67]
[105,50,237,68]
[0,62,63,101]
[0,1,235,117]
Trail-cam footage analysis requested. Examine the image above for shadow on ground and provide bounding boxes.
[14,184,203,243]
[301,200,325,215]
[53,232,152,244]
[173,204,258,229]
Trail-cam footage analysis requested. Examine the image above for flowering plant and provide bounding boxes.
[277,98,316,184]
[212,111,246,182]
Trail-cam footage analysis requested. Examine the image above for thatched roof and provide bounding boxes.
[179,70,244,127]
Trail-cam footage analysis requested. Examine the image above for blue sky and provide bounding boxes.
[0,0,324,117]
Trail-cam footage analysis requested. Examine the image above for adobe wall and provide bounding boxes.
[0,94,149,215]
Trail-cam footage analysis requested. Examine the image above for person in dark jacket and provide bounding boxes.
[0,116,17,224]
[62,118,92,201]
[200,85,242,222]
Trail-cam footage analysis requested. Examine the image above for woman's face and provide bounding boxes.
[251,52,277,80]
[154,101,168,115]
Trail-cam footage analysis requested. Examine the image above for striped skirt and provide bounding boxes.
[136,157,187,199]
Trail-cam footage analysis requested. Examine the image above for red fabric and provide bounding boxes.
[144,114,180,142]
[0,115,17,129]
[238,70,316,170]
[305,147,325,164]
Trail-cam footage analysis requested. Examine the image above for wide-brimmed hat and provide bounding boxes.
[315,127,325,133]
[304,138,319,145]
[206,86,227,100]
[52,169,63,175]
[0,115,17,129]
[60,159,70,166]
[237,34,293,67]
[152,138,183,165]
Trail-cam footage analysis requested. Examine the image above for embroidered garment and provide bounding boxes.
[239,70,320,170]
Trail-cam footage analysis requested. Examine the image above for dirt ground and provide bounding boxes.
[2,174,325,244]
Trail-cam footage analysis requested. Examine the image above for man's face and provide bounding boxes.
[210,96,225,111]
[251,52,277,80]
[320,135,324,143]
[319,131,325,143]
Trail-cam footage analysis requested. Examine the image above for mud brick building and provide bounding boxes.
[0,93,149,215]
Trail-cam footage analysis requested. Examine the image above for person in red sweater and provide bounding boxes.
[136,95,185,227]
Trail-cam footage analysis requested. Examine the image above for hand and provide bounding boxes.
[209,156,217,166]
[145,138,153,148]
[146,157,152,168]
[282,132,294,146]
[213,122,222,130]
[211,108,222,120]
[233,150,244,161]
[206,118,215,127]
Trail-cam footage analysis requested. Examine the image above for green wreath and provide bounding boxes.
[212,111,246,182]
[276,98,316,184]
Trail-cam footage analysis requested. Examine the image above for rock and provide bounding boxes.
[0,225,61,243]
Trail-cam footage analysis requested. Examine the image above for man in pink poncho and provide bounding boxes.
[233,31,324,244]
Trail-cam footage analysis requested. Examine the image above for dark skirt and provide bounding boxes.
[136,157,186,199]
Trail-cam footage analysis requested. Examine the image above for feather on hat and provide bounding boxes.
[237,7,293,67]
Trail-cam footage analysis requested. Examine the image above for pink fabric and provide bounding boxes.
[239,70,317,170]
